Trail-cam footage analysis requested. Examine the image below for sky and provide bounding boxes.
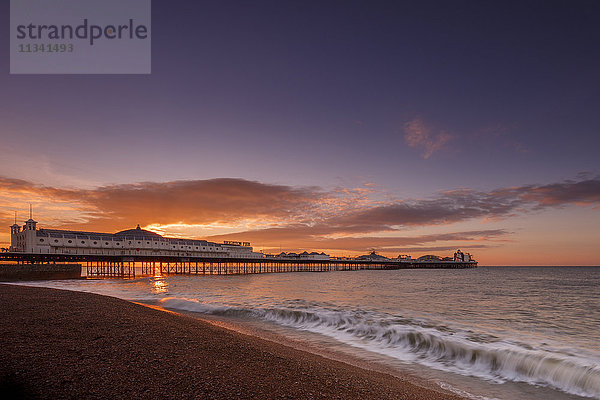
[1,0,599,265]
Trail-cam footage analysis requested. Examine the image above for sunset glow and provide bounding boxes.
[3,3,600,400]
[1,1,599,266]
[0,175,598,265]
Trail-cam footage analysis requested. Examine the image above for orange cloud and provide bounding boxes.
[404,117,452,159]
[0,177,330,232]
[514,179,600,206]
[1,175,599,257]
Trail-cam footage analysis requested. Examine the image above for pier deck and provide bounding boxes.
[0,252,477,278]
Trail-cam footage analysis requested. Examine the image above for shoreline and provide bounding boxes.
[0,284,465,399]
[139,301,448,395]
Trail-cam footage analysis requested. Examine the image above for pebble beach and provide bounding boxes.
[0,284,463,399]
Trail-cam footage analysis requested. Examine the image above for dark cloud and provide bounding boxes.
[327,177,600,233]
[510,178,600,206]
[327,194,514,231]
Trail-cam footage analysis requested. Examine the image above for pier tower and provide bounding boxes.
[9,207,37,252]
[10,212,21,251]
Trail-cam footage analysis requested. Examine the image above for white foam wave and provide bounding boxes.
[159,297,600,399]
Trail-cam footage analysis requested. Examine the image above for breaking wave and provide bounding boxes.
[160,297,600,399]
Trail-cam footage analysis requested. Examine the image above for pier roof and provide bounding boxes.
[30,225,226,247]
[115,226,163,238]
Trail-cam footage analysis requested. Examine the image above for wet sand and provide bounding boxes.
[0,284,464,399]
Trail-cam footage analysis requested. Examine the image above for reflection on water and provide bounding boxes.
[150,275,168,295]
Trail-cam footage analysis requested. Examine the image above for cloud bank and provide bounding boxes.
[1,175,599,254]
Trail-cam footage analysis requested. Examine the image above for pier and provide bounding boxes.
[4,222,476,278]
[0,252,476,279]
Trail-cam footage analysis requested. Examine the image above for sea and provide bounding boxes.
[15,266,600,400]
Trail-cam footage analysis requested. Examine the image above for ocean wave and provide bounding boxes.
[159,297,600,399]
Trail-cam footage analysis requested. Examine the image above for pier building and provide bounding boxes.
[453,249,471,262]
[10,219,262,259]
